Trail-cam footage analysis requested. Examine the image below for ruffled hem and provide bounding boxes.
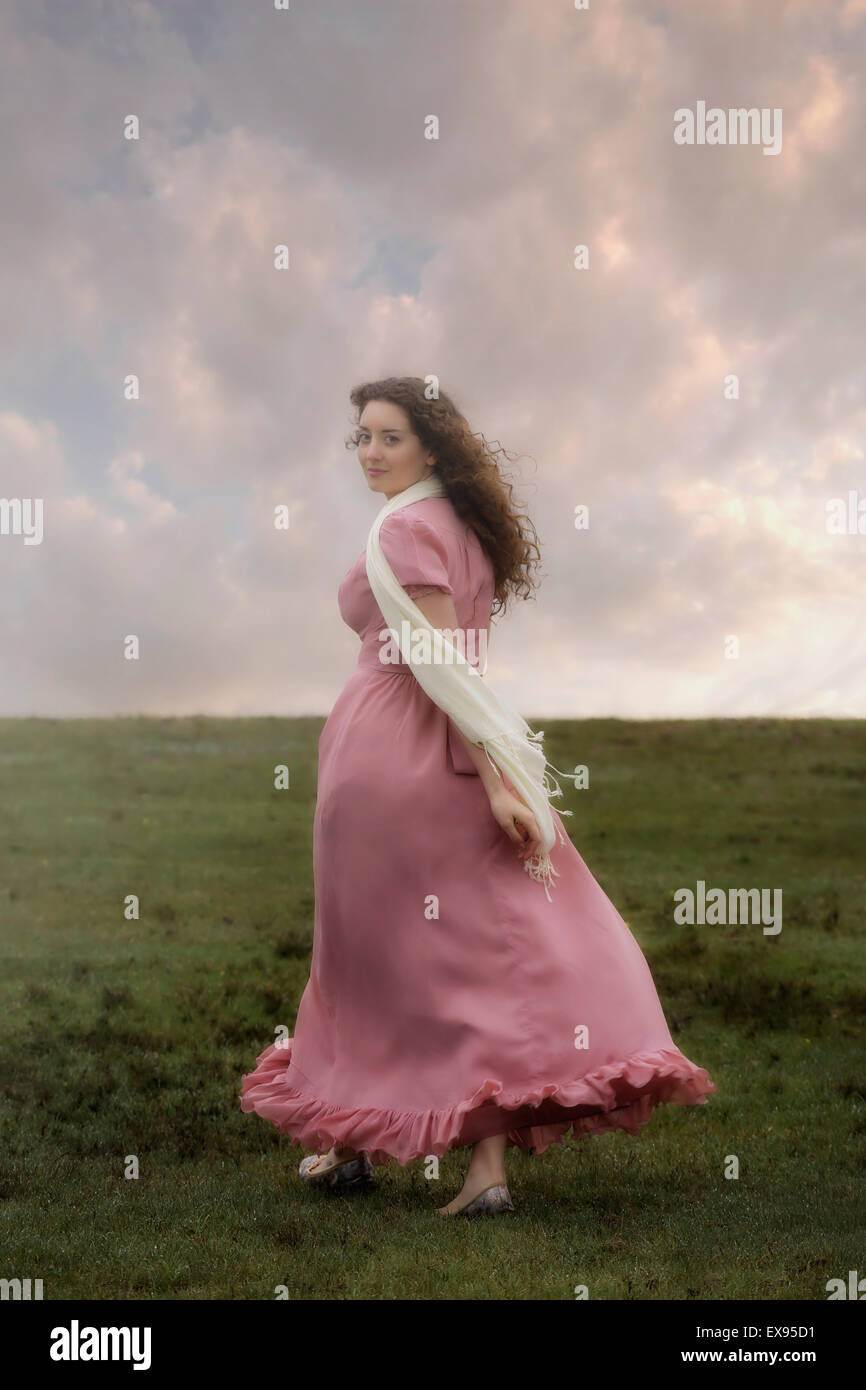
[239,1042,717,1168]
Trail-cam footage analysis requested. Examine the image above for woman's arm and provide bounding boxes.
[411,590,542,860]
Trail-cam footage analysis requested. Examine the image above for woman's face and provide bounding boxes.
[356,400,435,499]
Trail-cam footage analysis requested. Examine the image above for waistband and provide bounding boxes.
[356,651,482,678]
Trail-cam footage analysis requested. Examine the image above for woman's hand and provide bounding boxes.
[489,786,542,862]
[444,719,543,862]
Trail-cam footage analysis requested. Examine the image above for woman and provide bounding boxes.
[239,378,716,1217]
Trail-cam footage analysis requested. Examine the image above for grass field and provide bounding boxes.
[0,715,863,1301]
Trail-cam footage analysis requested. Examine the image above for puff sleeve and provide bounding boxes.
[379,512,453,598]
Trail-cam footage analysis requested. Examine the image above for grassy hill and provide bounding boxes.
[0,715,863,1300]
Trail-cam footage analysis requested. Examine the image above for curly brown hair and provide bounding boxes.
[345,377,540,615]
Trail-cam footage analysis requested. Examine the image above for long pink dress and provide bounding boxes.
[239,495,716,1165]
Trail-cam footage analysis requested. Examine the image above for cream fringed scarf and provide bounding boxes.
[365,472,572,900]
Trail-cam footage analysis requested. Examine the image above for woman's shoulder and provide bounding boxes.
[381,494,451,528]
[381,495,469,549]
[380,495,492,588]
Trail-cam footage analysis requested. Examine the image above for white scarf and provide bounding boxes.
[365,472,571,900]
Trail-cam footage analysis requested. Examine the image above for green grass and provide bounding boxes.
[0,715,863,1300]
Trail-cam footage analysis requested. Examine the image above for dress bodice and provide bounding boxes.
[337,496,495,672]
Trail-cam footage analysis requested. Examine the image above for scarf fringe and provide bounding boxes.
[523,847,561,904]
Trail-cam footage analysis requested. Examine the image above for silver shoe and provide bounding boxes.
[460,1183,515,1216]
[298,1152,375,1190]
[440,1182,516,1217]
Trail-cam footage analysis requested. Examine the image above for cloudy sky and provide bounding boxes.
[1,0,864,719]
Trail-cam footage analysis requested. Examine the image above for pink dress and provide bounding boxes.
[239,495,716,1165]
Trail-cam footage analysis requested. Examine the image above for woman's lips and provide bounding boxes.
[367,468,386,475]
